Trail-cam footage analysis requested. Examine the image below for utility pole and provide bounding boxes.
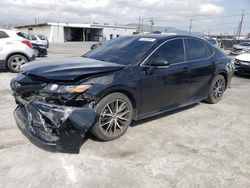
[236,9,245,39]
[189,19,192,35]
[149,18,154,33]
[138,16,141,34]
[141,18,144,34]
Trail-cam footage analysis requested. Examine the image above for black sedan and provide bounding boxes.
[10,35,234,153]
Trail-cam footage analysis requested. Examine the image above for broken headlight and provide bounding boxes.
[39,84,91,94]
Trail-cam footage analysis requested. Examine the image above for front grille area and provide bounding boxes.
[235,59,250,66]
[232,48,242,52]
[10,74,46,97]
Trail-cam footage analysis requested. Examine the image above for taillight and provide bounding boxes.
[22,40,32,48]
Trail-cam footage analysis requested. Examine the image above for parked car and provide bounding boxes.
[206,38,219,48]
[32,43,48,57]
[234,48,250,75]
[28,34,49,48]
[0,29,35,72]
[10,35,233,153]
[17,32,48,57]
[230,42,250,55]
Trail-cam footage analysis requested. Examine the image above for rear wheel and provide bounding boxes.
[7,54,28,73]
[204,75,226,104]
[91,93,133,141]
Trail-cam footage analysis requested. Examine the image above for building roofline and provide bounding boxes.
[15,22,136,30]
[91,24,136,29]
[15,23,49,28]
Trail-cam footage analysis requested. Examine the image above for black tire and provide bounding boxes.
[34,48,40,57]
[90,93,133,141]
[7,54,28,73]
[204,75,226,104]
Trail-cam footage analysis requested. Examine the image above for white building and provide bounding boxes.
[15,22,136,43]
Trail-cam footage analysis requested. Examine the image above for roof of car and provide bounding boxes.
[127,34,203,40]
[0,28,21,36]
[0,28,12,32]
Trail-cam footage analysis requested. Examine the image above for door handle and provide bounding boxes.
[6,42,12,45]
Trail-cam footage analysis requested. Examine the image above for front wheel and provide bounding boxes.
[90,93,133,141]
[204,75,226,104]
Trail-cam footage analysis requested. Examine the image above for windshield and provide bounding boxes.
[207,39,217,44]
[240,42,250,46]
[85,36,157,65]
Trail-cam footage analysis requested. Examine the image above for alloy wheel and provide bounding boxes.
[10,57,26,71]
[99,99,131,136]
[34,49,39,57]
[212,78,225,101]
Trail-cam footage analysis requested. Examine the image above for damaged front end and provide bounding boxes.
[11,74,98,153]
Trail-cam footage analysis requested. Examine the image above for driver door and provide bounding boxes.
[139,38,189,115]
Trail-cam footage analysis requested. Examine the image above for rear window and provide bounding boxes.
[16,32,27,39]
[37,35,46,40]
[0,31,9,39]
[28,35,37,40]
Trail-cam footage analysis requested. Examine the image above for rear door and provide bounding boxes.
[185,38,215,99]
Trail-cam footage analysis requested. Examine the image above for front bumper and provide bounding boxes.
[37,47,48,57]
[14,98,96,153]
[234,61,250,75]
[230,50,243,56]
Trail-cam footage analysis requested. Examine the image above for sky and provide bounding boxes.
[0,0,250,35]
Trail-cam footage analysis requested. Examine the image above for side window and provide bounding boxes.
[186,39,208,60]
[205,43,213,57]
[149,39,184,64]
[0,31,9,39]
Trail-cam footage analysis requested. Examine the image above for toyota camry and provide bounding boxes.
[10,35,234,153]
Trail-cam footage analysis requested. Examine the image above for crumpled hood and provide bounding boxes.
[21,57,125,81]
[235,53,250,62]
[233,45,249,50]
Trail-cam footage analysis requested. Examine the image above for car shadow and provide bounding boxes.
[234,73,250,79]
[86,102,200,142]
[0,67,10,73]
[131,103,199,127]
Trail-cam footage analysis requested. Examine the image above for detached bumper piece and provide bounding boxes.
[14,101,96,153]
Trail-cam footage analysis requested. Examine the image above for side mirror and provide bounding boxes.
[150,58,170,67]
